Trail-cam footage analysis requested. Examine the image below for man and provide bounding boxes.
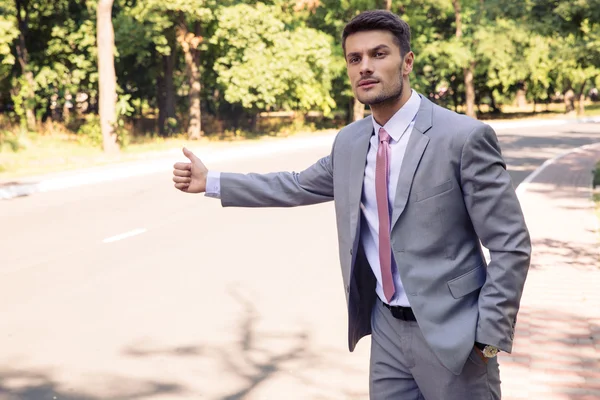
[173,10,531,400]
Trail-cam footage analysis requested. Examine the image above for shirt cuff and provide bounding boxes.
[204,171,221,198]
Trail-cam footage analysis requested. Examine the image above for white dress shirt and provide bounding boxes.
[361,90,420,306]
[205,90,421,306]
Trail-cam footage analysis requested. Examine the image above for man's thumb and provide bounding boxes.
[182,147,198,162]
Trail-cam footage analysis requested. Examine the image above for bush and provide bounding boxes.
[0,129,23,152]
[76,116,130,149]
[593,161,600,189]
[76,116,103,147]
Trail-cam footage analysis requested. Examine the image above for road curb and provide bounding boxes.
[515,141,600,197]
[0,133,336,200]
[1,116,599,201]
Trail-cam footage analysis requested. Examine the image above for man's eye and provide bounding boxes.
[375,52,386,57]
[349,57,360,63]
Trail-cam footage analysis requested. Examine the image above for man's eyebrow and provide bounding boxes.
[346,44,392,58]
[371,44,391,52]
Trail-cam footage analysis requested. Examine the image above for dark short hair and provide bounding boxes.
[342,10,411,57]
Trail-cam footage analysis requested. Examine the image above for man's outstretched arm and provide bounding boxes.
[173,146,335,207]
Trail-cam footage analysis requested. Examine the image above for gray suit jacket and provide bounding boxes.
[219,95,531,375]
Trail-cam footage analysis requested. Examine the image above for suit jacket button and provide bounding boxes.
[350,248,353,255]
[346,285,350,294]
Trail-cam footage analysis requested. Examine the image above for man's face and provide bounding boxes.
[345,30,411,106]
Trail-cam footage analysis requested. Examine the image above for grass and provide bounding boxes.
[1,101,599,181]
[0,126,336,180]
[478,101,600,120]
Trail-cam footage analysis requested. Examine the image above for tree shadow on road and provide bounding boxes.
[503,306,600,400]
[119,286,367,399]
[218,288,314,400]
[531,237,599,271]
[0,286,367,399]
[0,368,184,400]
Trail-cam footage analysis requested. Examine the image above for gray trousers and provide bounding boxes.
[370,298,501,400]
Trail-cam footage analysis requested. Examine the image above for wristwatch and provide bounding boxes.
[475,342,499,358]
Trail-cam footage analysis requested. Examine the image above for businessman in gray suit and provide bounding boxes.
[173,10,531,400]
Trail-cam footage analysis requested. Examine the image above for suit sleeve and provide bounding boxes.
[460,125,532,353]
[219,140,336,208]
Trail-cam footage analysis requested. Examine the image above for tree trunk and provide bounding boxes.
[97,0,119,153]
[353,98,365,121]
[177,15,202,139]
[14,0,36,131]
[381,0,392,10]
[250,112,259,132]
[578,94,585,115]
[489,90,499,113]
[453,0,462,39]
[21,72,36,130]
[450,79,459,112]
[157,25,177,136]
[453,0,477,119]
[464,61,476,118]
[515,81,527,109]
[165,27,177,124]
[564,88,575,114]
[577,80,587,116]
[157,68,166,135]
[63,91,73,123]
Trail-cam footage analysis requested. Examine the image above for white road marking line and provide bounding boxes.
[103,228,147,243]
[515,142,600,197]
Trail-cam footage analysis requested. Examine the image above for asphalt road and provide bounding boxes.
[0,121,599,400]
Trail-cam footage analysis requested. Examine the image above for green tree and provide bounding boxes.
[97,0,119,152]
[113,3,177,135]
[307,0,380,121]
[0,4,18,112]
[9,0,37,129]
[528,0,600,114]
[211,2,337,129]
[1,0,100,127]
[133,0,217,139]
[41,3,98,123]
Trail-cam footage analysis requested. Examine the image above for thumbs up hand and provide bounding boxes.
[173,147,208,193]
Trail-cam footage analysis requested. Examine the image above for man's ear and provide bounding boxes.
[403,51,415,76]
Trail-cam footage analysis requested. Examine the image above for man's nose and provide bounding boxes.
[359,57,373,75]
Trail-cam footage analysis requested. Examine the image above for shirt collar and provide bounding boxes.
[372,90,421,142]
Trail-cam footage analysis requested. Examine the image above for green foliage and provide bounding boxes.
[0,0,599,138]
[39,16,98,115]
[115,94,134,147]
[0,130,23,152]
[212,3,337,114]
[0,15,17,69]
[527,0,600,96]
[593,161,600,189]
[76,116,103,147]
[10,76,33,130]
[76,94,133,148]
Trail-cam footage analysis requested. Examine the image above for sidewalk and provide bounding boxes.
[501,143,600,400]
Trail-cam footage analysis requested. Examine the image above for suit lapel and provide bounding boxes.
[391,96,434,230]
[348,118,373,243]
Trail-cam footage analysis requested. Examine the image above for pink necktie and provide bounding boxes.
[376,127,395,302]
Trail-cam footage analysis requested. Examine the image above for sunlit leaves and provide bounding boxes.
[212,3,337,114]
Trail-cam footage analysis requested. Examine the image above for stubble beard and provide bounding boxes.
[358,67,405,107]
